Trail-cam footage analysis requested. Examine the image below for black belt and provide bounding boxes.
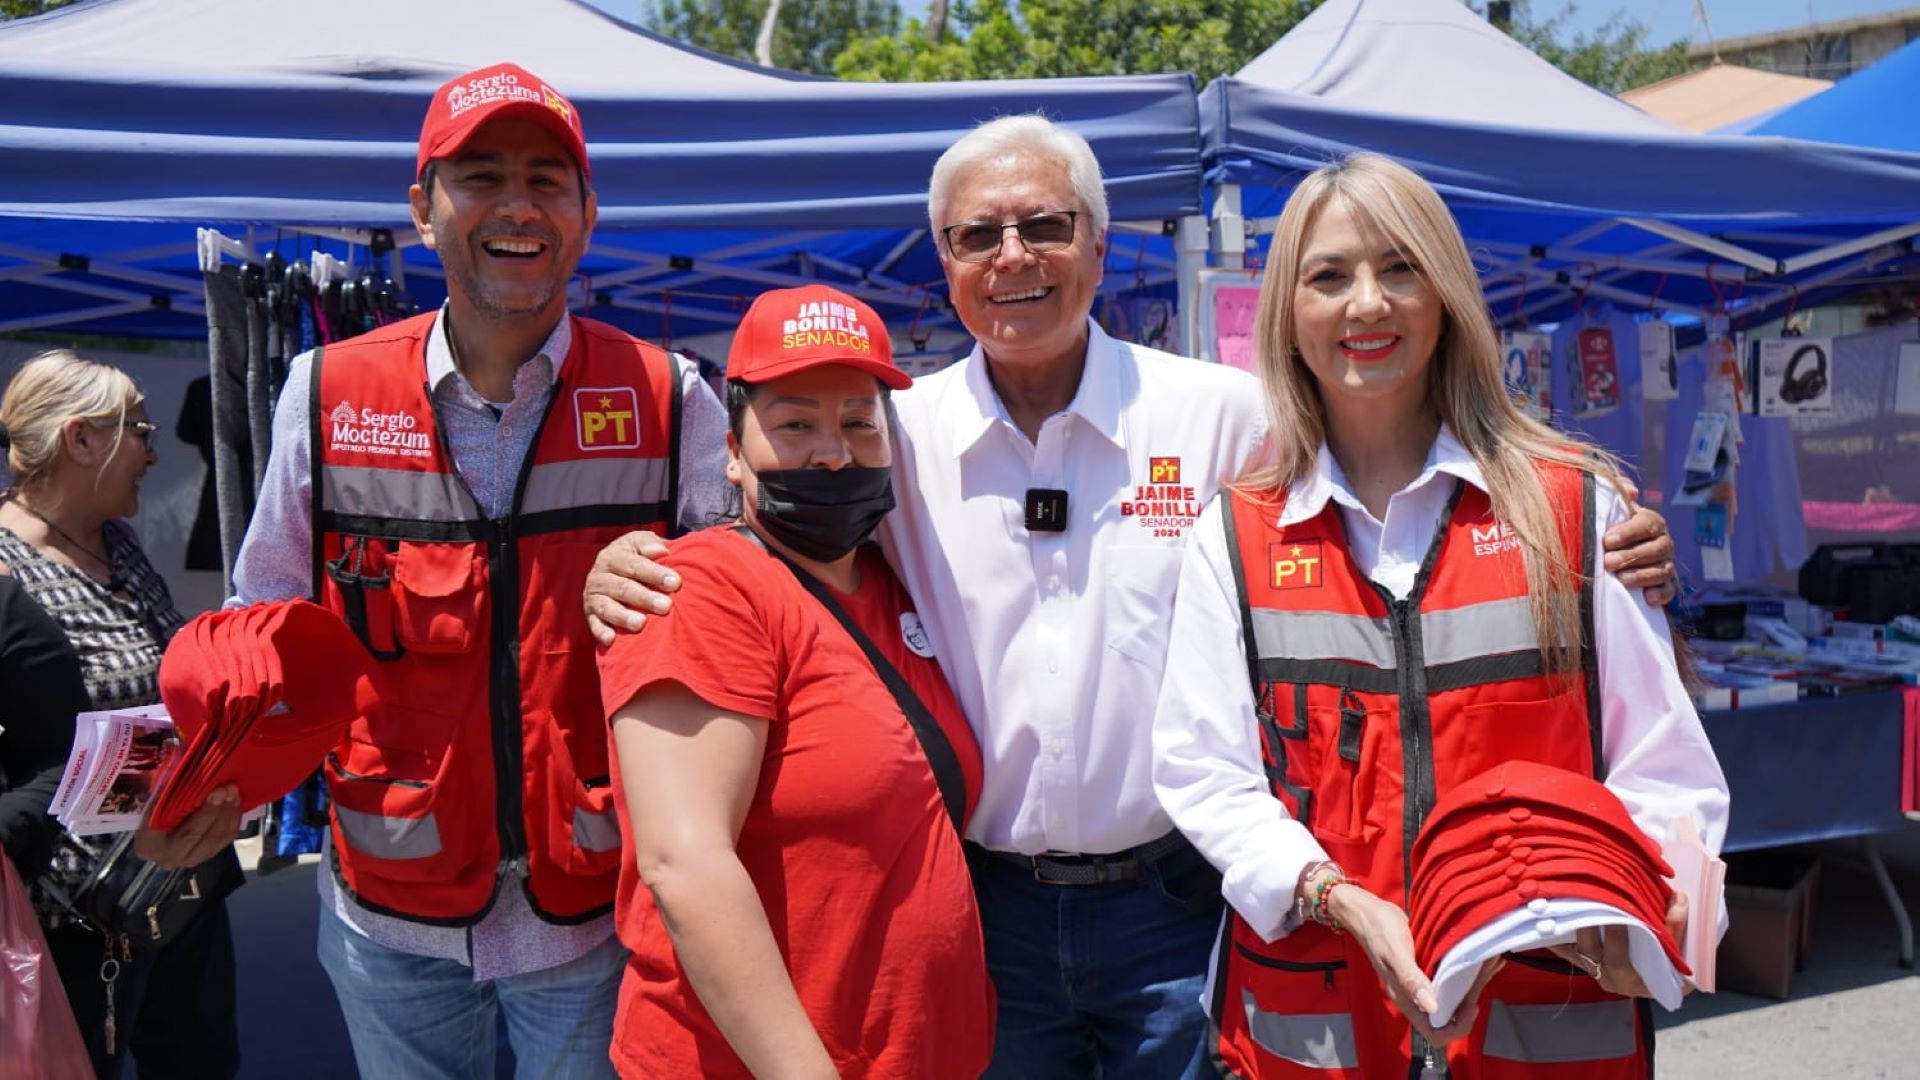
[981,830,1191,886]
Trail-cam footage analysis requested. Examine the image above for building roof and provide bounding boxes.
[1621,62,1831,133]
[1687,5,1920,61]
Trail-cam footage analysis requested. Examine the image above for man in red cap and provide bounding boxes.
[146,63,731,1076]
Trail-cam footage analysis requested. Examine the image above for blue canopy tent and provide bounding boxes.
[1195,0,1920,333]
[1747,38,1920,153]
[0,0,1205,344]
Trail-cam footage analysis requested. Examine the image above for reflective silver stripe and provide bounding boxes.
[1248,597,1543,670]
[1421,597,1539,667]
[1482,1000,1636,1063]
[1248,609,1394,666]
[1241,990,1358,1070]
[520,457,671,516]
[321,465,478,523]
[573,806,622,853]
[334,806,443,861]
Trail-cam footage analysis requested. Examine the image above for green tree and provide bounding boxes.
[645,0,899,77]
[1480,1,1691,93]
[0,0,75,19]
[834,0,1316,84]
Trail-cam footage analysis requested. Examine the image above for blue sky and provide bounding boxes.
[1554,1,1917,45]
[589,1,1919,50]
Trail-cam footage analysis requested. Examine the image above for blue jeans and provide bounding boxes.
[969,840,1224,1079]
[316,904,623,1079]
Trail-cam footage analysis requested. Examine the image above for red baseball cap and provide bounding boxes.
[727,284,910,391]
[416,62,590,183]
[151,600,381,832]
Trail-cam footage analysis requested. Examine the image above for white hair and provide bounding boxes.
[928,113,1110,246]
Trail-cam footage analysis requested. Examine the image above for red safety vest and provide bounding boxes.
[310,312,680,925]
[1210,465,1654,1080]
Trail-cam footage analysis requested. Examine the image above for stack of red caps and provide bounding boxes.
[149,600,380,832]
[1409,760,1688,977]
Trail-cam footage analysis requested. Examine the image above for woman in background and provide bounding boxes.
[0,349,241,1079]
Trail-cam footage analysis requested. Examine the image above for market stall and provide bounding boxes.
[0,0,1207,343]
[1188,0,1920,982]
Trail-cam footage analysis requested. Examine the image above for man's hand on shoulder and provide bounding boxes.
[1602,490,1677,606]
[584,530,680,647]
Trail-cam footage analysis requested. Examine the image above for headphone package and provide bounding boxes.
[1500,328,1552,419]
[1639,320,1679,401]
[1752,337,1834,416]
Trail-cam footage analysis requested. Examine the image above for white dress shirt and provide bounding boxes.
[881,321,1269,855]
[1152,426,1731,942]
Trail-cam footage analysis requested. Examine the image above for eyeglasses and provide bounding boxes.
[122,420,158,448]
[942,210,1079,263]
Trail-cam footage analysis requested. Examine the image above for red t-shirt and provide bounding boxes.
[597,529,994,1080]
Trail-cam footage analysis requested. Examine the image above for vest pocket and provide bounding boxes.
[538,713,623,878]
[1226,926,1365,1076]
[1456,689,1586,776]
[325,746,473,884]
[391,541,487,654]
[1305,697,1390,845]
[325,536,402,660]
[1465,955,1646,1077]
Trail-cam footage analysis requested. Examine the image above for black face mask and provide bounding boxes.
[750,465,895,563]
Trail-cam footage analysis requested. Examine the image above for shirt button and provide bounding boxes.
[1048,657,1060,674]
[1047,575,1061,592]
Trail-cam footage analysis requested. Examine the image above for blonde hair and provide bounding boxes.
[1,349,145,491]
[1244,153,1627,673]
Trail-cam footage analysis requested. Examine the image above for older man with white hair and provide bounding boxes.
[585,114,1677,1077]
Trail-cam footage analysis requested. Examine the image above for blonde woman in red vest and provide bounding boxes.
[1151,153,1729,1078]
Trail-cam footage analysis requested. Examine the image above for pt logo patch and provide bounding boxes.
[575,387,640,451]
[900,613,935,658]
[1122,453,1202,538]
[1270,541,1323,590]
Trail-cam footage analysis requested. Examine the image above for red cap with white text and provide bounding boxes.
[726,284,910,391]
[416,62,589,182]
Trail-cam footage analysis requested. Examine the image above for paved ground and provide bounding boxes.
[1655,825,1920,1079]
[223,826,1920,1078]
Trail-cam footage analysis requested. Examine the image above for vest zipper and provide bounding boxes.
[488,516,530,888]
[492,374,566,907]
[1232,942,1344,991]
[1386,596,1427,901]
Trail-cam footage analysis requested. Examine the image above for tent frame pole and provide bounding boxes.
[1211,184,1246,271]
[1777,220,1920,275]
[1174,214,1209,356]
[1619,219,1780,275]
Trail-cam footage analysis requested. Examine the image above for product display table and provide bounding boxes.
[1701,688,1915,966]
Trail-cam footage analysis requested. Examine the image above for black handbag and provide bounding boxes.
[60,831,242,953]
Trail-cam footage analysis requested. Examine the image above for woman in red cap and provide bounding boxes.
[597,285,994,1079]
[0,350,242,1078]
[1152,154,1728,1079]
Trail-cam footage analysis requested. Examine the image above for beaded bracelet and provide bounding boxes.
[1297,860,1350,932]
[1310,872,1350,931]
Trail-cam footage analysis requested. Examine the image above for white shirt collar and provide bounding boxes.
[1277,422,1485,527]
[424,304,573,397]
[952,318,1130,452]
